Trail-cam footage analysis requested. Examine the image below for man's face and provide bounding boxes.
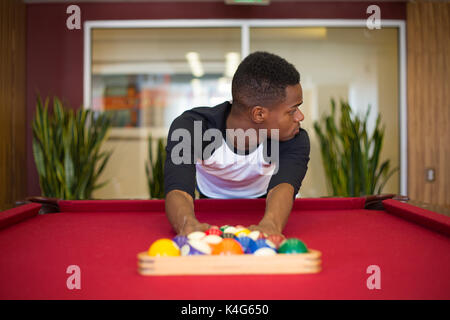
[264,83,304,141]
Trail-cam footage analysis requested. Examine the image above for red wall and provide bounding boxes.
[26,1,406,197]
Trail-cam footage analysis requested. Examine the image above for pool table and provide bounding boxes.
[0,196,449,300]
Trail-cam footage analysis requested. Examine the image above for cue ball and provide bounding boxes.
[187,231,206,241]
[253,247,277,256]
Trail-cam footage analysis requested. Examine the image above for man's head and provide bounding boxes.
[231,51,304,141]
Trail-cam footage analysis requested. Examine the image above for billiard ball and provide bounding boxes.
[212,238,244,255]
[223,226,238,234]
[148,239,180,257]
[172,235,188,248]
[254,239,274,250]
[219,225,230,233]
[181,240,212,256]
[266,234,285,249]
[222,232,236,239]
[205,228,222,236]
[253,247,277,256]
[278,238,308,254]
[187,231,206,241]
[235,228,251,237]
[248,230,268,241]
[248,231,261,241]
[203,235,223,245]
[236,236,258,254]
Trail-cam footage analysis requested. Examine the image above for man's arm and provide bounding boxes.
[249,129,310,236]
[164,113,212,235]
[248,183,294,236]
[165,189,211,235]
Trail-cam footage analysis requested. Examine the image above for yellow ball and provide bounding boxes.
[235,228,251,237]
[148,239,180,257]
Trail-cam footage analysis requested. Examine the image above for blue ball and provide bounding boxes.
[254,239,272,250]
[172,235,188,249]
[236,236,258,254]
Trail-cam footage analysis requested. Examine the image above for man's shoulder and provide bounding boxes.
[174,101,231,128]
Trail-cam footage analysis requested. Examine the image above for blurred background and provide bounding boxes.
[1,0,448,209]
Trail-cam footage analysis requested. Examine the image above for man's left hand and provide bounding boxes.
[248,220,285,238]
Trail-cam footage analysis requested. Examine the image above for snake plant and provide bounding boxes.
[313,99,398,196]
[32,96,112,199]
[145,136,166,199]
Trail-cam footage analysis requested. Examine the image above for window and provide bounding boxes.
[85,21,404,199]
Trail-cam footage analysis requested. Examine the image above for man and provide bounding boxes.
[164,51,310,237]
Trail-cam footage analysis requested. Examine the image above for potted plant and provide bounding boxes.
[32,96,112,199]
[313,99,398,196]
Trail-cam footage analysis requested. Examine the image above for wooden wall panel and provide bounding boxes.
[407,1,450,207]
[0,0,27,210]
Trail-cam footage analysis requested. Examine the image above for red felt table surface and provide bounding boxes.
[0,198,449,299]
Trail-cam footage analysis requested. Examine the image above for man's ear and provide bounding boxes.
[251,106,267,124]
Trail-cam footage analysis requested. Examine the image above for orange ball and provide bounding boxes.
[212,238,244,255]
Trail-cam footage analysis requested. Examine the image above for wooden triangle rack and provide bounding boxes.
[137,249,321,276]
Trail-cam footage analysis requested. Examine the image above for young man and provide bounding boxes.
[164,51,310,237]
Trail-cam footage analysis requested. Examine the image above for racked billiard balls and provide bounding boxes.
[278,238,308,254]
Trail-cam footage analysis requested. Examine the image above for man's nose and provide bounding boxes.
[295,110,305,122]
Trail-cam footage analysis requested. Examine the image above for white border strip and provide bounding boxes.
[83,21,91,111]
[83,18,407,195]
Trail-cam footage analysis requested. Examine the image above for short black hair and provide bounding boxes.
[231,51,300,109]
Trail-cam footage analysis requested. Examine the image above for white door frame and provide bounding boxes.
[84,19,407,196]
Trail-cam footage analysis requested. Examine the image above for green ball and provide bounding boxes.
[220,225,230,233]
[278,238,308,254]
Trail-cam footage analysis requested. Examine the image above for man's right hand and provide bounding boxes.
[179,220,211,236]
